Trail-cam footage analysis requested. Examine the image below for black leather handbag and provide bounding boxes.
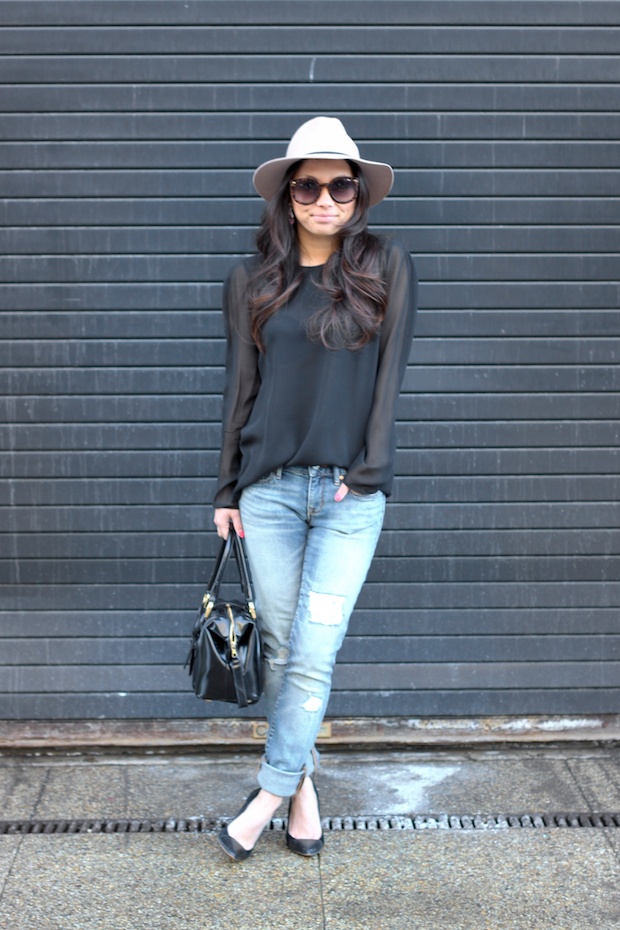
[185,532,262,708]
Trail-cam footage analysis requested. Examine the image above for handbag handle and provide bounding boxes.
[231,533,255,608]
[202,533,257,619]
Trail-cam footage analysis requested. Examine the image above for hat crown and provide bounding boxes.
[286,117,361,162]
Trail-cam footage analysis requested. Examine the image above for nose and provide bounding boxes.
[315,185,335,207]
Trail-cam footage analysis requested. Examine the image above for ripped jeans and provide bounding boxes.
[239,465,386,797]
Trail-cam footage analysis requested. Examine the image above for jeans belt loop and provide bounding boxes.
[333,466,342,486]
[275,466,283,479]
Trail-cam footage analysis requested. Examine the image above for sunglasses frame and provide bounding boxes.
[289,176,360,205]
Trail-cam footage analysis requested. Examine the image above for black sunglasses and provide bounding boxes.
[290,176,359,205]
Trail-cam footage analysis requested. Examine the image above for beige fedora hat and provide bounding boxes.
[253,117,394,207]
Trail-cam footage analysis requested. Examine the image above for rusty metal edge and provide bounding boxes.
[1,715,620,751]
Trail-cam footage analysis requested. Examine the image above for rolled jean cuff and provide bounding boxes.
[257,755,317,798]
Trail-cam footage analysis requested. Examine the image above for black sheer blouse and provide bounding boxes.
[214,238,417,508]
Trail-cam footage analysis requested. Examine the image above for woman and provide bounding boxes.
[213,117,417,860]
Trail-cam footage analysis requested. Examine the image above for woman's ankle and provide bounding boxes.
[229,789,282,837]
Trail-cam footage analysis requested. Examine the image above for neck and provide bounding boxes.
[297,229,338,266]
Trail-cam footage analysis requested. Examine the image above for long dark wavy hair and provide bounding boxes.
[247,161,388,352]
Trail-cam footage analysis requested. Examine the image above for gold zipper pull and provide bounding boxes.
[227,604,238,658]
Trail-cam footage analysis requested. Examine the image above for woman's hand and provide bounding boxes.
[213,507,244,539]
[334,482,349,502]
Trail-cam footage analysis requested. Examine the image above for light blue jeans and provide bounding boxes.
[239,465,386,797]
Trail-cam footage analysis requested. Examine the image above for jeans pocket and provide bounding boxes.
[256,471,277,486]
[348,488,383,500]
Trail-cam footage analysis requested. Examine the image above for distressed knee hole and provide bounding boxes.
[302,695,323,713]
[307,591,346,626]
[266,646,289,671]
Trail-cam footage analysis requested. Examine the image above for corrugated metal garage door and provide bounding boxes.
[1,1,619,720]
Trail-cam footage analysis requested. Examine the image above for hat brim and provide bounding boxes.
[253,154,394,207]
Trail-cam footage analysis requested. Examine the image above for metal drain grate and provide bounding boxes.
[1,812,620,836]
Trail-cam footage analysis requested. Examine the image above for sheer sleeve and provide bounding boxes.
[344,239,418,496]
[213,260,261,508]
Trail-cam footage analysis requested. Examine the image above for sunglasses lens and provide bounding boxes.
[328,178,358,203]
[291,179,320,204]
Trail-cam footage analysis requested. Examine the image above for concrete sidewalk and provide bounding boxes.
[1,745,620,929]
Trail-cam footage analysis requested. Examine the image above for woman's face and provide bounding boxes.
[290,159,358,243]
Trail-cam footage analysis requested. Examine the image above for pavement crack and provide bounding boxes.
[317,852,327,930]
[28,765,51,821]
[0,835,23,903]
[564,757,595,813]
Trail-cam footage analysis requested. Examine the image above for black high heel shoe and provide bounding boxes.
[286,780,324,857]
[217,788,262,862]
